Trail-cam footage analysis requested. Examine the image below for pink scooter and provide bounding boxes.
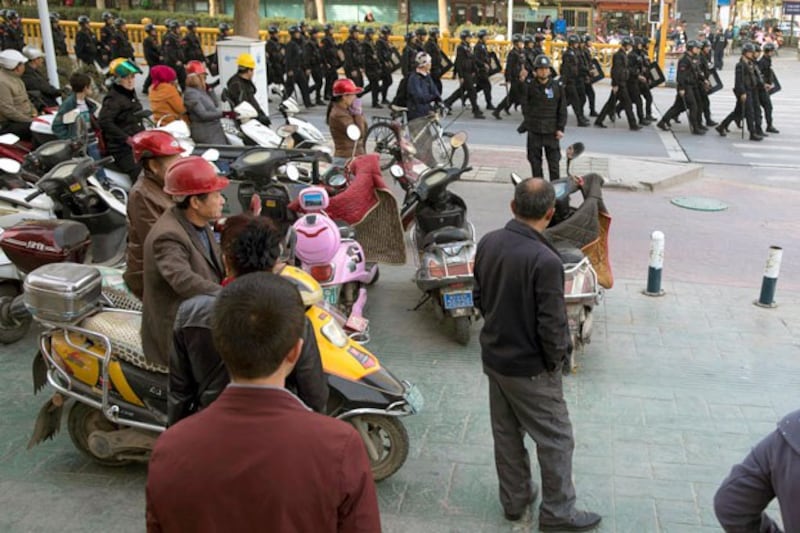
[293,186,379,340]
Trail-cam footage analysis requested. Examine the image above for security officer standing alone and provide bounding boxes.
[376,26,395,105]
[492,34,526,120]
[473,29,495,111]
[321,24,341,101]
[560,35,589,127]
[285,25,313,109]
[657,40,704,134]
[444,30,486,119]
[162,20,186,90]
[343,25,365,88]
[715,43,761,141]
[595,37,639,130]
[520,55,566,182]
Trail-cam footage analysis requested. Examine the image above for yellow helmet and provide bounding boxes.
[140,17,152,25]
[237,53,256,69]
[108,57,141,78]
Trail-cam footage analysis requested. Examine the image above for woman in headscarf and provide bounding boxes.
[149,64,186,125]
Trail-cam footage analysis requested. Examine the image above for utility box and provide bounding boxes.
[215,37,268,114]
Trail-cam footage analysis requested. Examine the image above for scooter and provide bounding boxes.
[509,143,612,370]
[25,261,421,482]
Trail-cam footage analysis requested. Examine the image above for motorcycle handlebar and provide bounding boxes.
[96,156,115,167]
[24,189,43,202]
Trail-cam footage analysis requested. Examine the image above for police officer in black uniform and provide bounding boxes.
[265,26,285,89]
[285,25,313,108]
[424,28,444,93]
[522,35,536,71]
[444,30,485,119]
[162,20,186,90]
[100,12,116,61]
[658,40,704,134]
[757,42,779,133]
[492,34,526,119]
[582,35,598,117]
[697,40,717,127]
[142,23,162,95]
[321,24,341,100]
[218,23,231,42]
[343,25,364,88]
[49,13,72,88]
[401,30,420,78]
[560,35,589,127]
[596,37,640,130]
[619,36,647,126]
[635,37,655,121]
[110,19,134,61]
[376,25,395,105]
[715,43,761,141]
[474,29,495,111]
[182,20,206,64]
[75,15,104,88]
[361,27,383,108]
[1,10,24,51]
[521,54,567,182]
[305,26,325,105]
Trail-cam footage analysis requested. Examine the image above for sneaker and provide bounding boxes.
[540,510,602,532]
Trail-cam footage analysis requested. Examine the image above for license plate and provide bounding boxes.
[323,287,338,305]
[404,383,424,414]
[442,290,473,310]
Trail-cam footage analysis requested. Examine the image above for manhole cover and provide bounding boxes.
[670,196,728,211]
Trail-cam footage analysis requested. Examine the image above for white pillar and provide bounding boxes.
[36,0,59,89]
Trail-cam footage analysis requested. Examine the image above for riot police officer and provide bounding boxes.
[582,35,598,117]
[757,42,779,133]
[343,25,364,87]
[521,54,567,182]
[697,40,717,127]
[376,25,395,105]
[474,29,495,111]
[716,43,761,140]
[142,23,162,95]
[162,20,186,90]
[75,15,105,90]
[110,19,134,61]
[1,10,25,51]
[265,26,285,88]
[621,36,647,126]
[444,30,485,119]
[635,37,655,121]
[218,23,231,42]
[285,25,313,108]
[523,35,537,72]
[182,20,205,64]
[492,34,526,119]
[532,33,546,60]
[658,40,704,134]
[362,27,383,108]
[401,29,421,77]
[560,35,589,127]
[321,24,341,100]
[49,13,72,88]
[596,37,639,130]
[100,12,116,59]
[424,28,444,93]
[305,27,325,105]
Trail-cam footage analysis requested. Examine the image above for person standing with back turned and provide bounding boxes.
[473,177,601,531]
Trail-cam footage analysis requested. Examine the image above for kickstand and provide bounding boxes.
[411,293,431,311]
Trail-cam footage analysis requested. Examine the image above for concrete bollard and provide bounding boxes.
[644,230,666,296]
[754,246,783,308]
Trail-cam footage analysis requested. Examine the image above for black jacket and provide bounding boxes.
[321,34,341,69]
[266,37,285,81]
[402,42,421,76]
[162,32,184,67]
[521,77,567,134]
[52,27,68,56]
[505,48,524,82]
[181,31,205,62]
[362,39,381,75]
[285,37,305,73]
[454,41,477,79]
[474,219,570,376]
[0,24,25,51]
[110,29,134,60]
[423,39,441,76]
[474,41,491,75]
[757,55,774,84]
[22,65,61,110]
[610,48,629,86]
[343,36,364,73]
[100,23,115,51]
[226,74,269,124]
[98,83,144,151]
[376,37,394,71]
[676,53,698,89]
[143,36,162,67]
[560,47,580,84]
[733,57,757,95]
[75,28,100,64]
[168,291,329,426]
[304,38,322,69]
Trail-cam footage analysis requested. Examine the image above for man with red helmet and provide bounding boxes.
[123,130,185,299]
[141,156,228,367]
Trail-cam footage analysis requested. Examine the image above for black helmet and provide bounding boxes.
[78,15,90,25]
[349,24,360,33]
[5,9,17,20]
[309,26,320,35]
[299,20,307,28]
[641,36,650,45]
[380,25,391,34]
[523,34,533,44]
[512,33,523,44]
[583,35,592,43]
[324,23,333,32]
[460,29,472,39]
[405,32,413,42]
[268,25,279,34]
[687,39,700,49]
[701,39,711,48]
[114,18,126,28]
[101,11,114,21]
[567,34,580,45]
[753,42,762,52]
[429,27,440,36]
[534,33,546,42]
[219,22,230,33]
[145,23,156,33]
[288,25,300,34]
[185,19,197,29]
[742,42,755,53]
[477,29,488,38]
[168,19,180,31]
[416,27,428,36]
[49,12,60,23]
[621,36,633,46]
[763,42,776,52]
[533,54,552,69]
[364,27,375,36]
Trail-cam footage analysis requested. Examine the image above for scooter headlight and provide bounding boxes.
[321,320,348,348]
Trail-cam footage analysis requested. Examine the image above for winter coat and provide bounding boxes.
[407,70,440,121]
[98,83,144,151]
[21,65,60,110]
[183,86,227,145]
[328,103,366,158]
[52,93,98,140]
[0,68,34,125]
[149,82,187,125]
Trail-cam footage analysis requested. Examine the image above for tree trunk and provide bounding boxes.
[235,0,260,39]
[95,0,107,10]
[209,0,217,16]
[304,0,317,20]
[315,0,325,23]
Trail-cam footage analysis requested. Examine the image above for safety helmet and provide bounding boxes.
[349,24,360,33]
[641,36,650,45]
[405,32,414,42]
[101,11,114,21]
[568,35,580,45]
[78,15,90,25]
[219,22,231,33]
[168,19,180,31]
[702,39,711,48]
[164,156,230,197]
[4,9,17,20]
[144,23,156,33]
[186,60,207,76]
[415,51,432,67]
[430,27,440,36]
[288,25,300,34]
[309,26,320,35]
[687,39,700,50]
[50,12,60,23]
[534,33,546,42]
[632,36,642,46]
[512,33,523,44]
[380,25,391,34]
[237,53,256,69]
[299,20,307,28]
[583,35,592,43]
[416,27,428,36]
[763,42,776,52]
[477,29,488,39]
[185,19,197,29]
[332,78,363,96]
[0,49,27,70]
[533,54,552,69]
[114,18,126,28]
[128,130,184,162]
[324,23,334,32]
[109,57,140,78]
[741,42,755,53]
[523,35,533,44]
[268,25,279,34]
[621,36,633,46]
[753,42,762,52]
[364,27,375,36]
[460,29,472,39]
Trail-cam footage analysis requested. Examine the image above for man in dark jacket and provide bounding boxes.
[473,177,601,530]
[284,25,313,108]
[225,53,271,126]
[473,29,495,111]
[305,26,325,105]
[595,37,639,130]
[109,18,134,61]
[560,35,589,127]
[181,20,205,63]
[715,43,761,140]
[265,25,285,88]
[49,13,72,88]
[362,27,383,109]
[100,11,116,60]
[142,23,162,95]
[424,28,445,93]
[581,35,598,117]
[757,42,778,134]
[168,214,329,425]
[521,54,566,182]
[162,20,186,90]
[320,24,341,100]
[658,40,705,134]
[1,10,25,52]
[343,25,365,88]
[21,47,61,111]
[74,15,106,92]
[714,408,800,533]
[712,27,726,70]
[492,34,526,120]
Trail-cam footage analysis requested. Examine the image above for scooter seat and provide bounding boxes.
[556,245,585,264]
[390,105,408,113]
[81,311,168,374]
[335,220,356,240]
[422,226,471,249]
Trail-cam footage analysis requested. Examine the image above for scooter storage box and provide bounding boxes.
[0,219,91,274]
[415,204,466,235]
[23,262,102,323]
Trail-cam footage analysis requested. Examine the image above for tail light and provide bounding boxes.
[310,264,334,282]
[427,260,474,279]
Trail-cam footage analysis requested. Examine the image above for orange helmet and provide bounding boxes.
[332,78,363,96]
[164,156,230,196]
[128,130,184,162]
[185,60,207,76]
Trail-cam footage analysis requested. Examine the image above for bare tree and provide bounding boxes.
[235,0,260,38]
[304,0,318,21]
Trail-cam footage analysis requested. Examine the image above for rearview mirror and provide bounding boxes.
[0,157,21,174]
[449,131,468,148]
[510,172,523,186]
[285,164,300,181]
[346,124,362,141]
[200,148,220,162]
[566,142,585,161]
[389,164,404,178]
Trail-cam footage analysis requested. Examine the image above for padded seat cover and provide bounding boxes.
[82,311,168,374]
[422,226,471,249]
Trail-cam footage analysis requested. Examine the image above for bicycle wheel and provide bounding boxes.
[365,122,400,170]
[441,132,470,170]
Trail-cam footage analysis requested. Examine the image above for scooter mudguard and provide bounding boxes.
[287,116,325,145]
[240,119,281,147]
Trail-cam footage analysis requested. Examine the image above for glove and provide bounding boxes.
[516,123,527,134]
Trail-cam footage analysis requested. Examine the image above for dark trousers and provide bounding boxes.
[285,70,312,107]
[444,74,481,112]
[714,50,724,70]
[363,70,382,106]
[143,62,159,93]
[308,66,324,100]
[431,71,443,94]
[485,366,576,521]
[346,69,364,89]
[701,89,713,123]
[598,85,636,127]
[380,70,393,102]
[584,82,596,114]
[496,80,523,113]
[626,80,644,122]
[639,81,653,117]
[477,72,493,108]
[526,132,561,182]
[324,68,339,100]
[752,88,763,131]
[662,88,701,131]
[758,88,774,128]
[564,83,586,124]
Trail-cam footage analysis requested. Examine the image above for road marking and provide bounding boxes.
[765,175,800,182]
[732,143,800,150]
[740,152,800,160]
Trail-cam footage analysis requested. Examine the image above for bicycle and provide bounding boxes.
[365,103,470,171]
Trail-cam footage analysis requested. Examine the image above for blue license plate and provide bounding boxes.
[323,287,338,305]
[442,290,473,310]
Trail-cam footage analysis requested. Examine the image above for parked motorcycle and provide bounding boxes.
[25,262,421,481]
[509,143,612,370]
[220,96,326,150]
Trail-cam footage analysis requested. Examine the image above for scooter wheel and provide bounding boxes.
[67,403,133,467]
[348,414,409,482]
[454,316,471,346]
[0,284,31,345]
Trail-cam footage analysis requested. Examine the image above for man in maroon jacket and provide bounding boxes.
[146,272,381,533]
